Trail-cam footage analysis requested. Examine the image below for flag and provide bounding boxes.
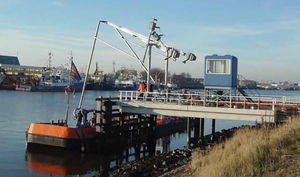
[70,61,81,81]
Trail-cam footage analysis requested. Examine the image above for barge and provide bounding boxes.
[26,123,96,152]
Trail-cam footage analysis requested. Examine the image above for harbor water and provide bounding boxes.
[0,90,299,176]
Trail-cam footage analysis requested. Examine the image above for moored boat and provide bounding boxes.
[0,70,16,90]
[26,123,96,152]
[25,56,96,152]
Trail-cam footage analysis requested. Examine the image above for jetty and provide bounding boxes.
[83,19,299,149]
[26,19,300,153]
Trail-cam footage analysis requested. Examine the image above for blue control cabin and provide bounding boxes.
[204,55,238,89]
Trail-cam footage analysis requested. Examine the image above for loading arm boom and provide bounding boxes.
[99,20,193,60]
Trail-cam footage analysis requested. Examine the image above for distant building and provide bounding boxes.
[0,55,20,65]
[0,55,44,76]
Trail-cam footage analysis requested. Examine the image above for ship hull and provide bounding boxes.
[26,123,96,152]
[16,83,83,92]
[86,83,113,90]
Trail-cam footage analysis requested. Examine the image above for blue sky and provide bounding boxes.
[0,0,299,82]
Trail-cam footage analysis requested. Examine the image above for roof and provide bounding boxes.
[0,55,20,65]
[205,54,237,60]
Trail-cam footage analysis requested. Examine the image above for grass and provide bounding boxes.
[189,120,300,177]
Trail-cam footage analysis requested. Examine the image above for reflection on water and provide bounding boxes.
[25,149,102,176]
[156,136,170,154]
[24,134,175,177]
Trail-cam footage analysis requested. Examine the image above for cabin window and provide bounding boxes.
[206,59,230,74]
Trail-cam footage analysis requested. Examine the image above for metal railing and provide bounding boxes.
[119,91,300,111]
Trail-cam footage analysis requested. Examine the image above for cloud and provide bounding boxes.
[52,1,63,7]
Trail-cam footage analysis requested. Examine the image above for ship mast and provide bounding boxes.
[48,52,53,68]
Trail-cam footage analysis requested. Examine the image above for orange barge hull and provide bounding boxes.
[26,123,96,152]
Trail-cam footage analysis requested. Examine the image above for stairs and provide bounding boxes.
[238,88,254,103]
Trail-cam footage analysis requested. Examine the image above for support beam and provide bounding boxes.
[164,59,169,88]
[147,46,152,92]
[187,117,191,148]
[200,118,205,138]
[135,144,141,160]
[113,29,155,83]
[96,97,103,133]
[103,100,112,133]
[194,118,200,142]
[212,119,216,135]
[78,21,100,109]
[212,119,216,142]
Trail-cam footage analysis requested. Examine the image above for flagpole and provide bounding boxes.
[64,53,72,126]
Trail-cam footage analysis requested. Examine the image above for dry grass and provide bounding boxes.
[190,120,300,177]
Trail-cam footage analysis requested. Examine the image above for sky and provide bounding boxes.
[0,0,299,82]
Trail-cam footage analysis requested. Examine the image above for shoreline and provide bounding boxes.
[112,124,258,177]
[112,119,299,177]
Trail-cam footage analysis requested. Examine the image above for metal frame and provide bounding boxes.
[76,19,197,111]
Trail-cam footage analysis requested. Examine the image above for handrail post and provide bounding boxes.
[130,91,133,101]
[125,91,128,101]
[165,91,168,104]
[230,94,232,108]
[258,97,260,110]
[136,91,138,100]
[204,93,206,107]
[216,95,218,107]
[272,98,275,111]
[120,91,122,101]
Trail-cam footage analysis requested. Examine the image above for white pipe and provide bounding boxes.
[97,37,155,83]
[164,59,169,88]
[147,45,152,92]
[78,21,101,109]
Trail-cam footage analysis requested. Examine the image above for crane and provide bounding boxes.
[77,18,197,111]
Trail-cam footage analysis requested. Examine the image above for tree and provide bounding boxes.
[140,68,166,83]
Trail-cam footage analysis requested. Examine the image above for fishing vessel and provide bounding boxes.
[86,62,114,90]
[0,67,5,84]
[16,65,83,92]
[25,56,96,152]
[114,78,139,90]
[0,68,17,90]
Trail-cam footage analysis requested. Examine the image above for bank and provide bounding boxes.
[111,118,299,177]
[181,119,300,177]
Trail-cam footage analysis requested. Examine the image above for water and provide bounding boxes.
[0,89,299,176]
